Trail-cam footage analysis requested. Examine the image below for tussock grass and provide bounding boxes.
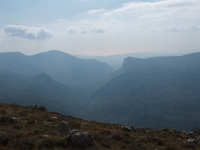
[0,102,199,150]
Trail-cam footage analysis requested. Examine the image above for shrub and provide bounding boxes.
[56,139,69,148]
[0,109,7,114]
[13,125,23,130]
[112,134,123,141]
[0,134,10,146]
[193,127,200,135]
[99,130,112,136]
[27,119,36,125]
[38,138,56,149]
[19,110,28,116]
[15,139,35,150]
[100,141,111,148]
[93,134,105,142]
[38,106,46,112]
[0,116,9,124]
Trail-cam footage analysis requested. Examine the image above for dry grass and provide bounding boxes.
[0,102,200,150]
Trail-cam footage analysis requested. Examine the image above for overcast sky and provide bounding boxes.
[0,0,200,56]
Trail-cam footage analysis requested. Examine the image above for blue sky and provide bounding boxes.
[0,0,200,55]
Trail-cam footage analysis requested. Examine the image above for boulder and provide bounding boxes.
[67,129,96,149]
[55,121,69,135]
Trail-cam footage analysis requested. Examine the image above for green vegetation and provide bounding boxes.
[0,102,200,150]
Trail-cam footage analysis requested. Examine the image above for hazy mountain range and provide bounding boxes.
[86,53,200,130]
[76,52,182,70]
[0,50,113,88]
[0,50,200,131]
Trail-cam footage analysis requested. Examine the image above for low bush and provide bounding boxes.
[15,139,35,150]
[38,106,46,112]
[112,134,123,141]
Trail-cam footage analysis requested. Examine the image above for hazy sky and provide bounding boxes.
[0,0,200,56]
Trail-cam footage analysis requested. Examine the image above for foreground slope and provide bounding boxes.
[0,102,200,150]
[87,53,200,131]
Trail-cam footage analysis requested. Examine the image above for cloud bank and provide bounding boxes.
[152,24,199,33]
[67,26,105,34]
[3,25,53,40]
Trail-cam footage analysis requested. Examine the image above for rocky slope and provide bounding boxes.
[0,102,200,150]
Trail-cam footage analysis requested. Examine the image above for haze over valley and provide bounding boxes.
[0,50,200,131]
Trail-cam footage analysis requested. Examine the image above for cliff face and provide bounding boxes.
[0,102,200,150]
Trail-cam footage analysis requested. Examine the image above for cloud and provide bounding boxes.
[90,27,105,33]
[3,25,53,40]
[152,24,199,32]
[87,9,105,14]
[102,0,200,23]
[109,0,194,14]
[67,26,87,34]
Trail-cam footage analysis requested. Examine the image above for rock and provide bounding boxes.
[170,128,178,133]
[131,126,137,132]
[187,132,194,137]
[187,138,195,143]
[10,117,19,124]
[52,116,58,120]
[67,129,97,149]
[122,126,132,132]
[55,121,69,135]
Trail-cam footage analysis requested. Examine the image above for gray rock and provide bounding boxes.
[67,129,96,149]
[55,121,69,135]
[10,117,19,124]
[187,132,194,137]
[122,126,132,132]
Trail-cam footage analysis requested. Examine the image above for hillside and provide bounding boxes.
[29,50,114,88]
[76,52,177,70]
[0,72,88,117]
[1,51,200,132]
[0,102,200,150]
[0,52,42,75]
[86,53,200,131]
[0,50,114,88]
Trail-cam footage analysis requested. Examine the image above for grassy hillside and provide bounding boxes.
[0,102,200,150]
[0,73,88,117]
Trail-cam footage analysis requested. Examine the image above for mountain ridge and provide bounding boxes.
[0,50,200,131]
[0,50,114,88]
[85,52,200,131]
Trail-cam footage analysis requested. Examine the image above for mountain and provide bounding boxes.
[0,50,114,88]
[1,50,200,131]
[76,52,180,70]
[29,50,114,88]
[0,52,42,75]
[86,53,200,131]
[0,72,88,116]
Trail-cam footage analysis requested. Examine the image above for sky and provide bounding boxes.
[0,0,200,56]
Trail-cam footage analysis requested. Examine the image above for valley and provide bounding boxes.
[0,50,200,131]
